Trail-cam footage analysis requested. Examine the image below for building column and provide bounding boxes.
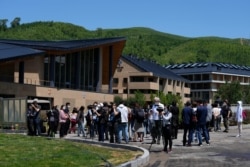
[49,55,55,87]
[108,45,113,94]
[75,52,81,89]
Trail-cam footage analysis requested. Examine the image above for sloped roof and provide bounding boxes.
[165,62,250,76]
[122,55,189,82]
[0,37,126,51]
[0,43,44,61]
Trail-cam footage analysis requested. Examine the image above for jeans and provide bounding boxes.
[214,117,221,131]
[117,122,129,143]
[77,121,85,137]
[197,124,209,144]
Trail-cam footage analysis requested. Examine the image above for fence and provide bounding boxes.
[0,97,27,130]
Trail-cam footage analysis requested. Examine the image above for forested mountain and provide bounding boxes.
[1,21,250,66]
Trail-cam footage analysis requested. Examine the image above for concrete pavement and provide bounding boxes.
[64,124,250,167]
[131,124,250,167]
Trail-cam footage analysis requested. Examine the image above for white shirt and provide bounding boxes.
[117,104,129,123]
[151,103,163,120]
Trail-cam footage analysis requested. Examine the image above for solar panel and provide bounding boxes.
[190,63,198,67]
[219,63,228,68]
[171,64,178,69]
[184,63,192,68]
[177,64,185,68]
[215,63,222,67]
[231,64,238,69]
[165,65,171,69]
[203,63,209,67]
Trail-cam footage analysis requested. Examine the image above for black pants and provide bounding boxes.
[27,118,35,135]
[48,121,57,137]
[172,125,178,139]
[59,122,66,138]
[151,120,162,143]
[162,126,172,151]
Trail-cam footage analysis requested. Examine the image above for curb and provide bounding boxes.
[65,138,149,167]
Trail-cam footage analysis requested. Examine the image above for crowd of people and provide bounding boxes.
[26,97,245,153]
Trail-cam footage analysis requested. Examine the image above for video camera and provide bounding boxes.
[156,104,164,112]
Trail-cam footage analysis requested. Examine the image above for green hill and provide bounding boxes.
[1,21,250,66]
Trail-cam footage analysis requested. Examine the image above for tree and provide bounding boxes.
[114,96,123,105]
[11,17,21,28]
[216,81,242,104]
[242,85,250,104]
[0,19,8,31]
[134,90,146,107]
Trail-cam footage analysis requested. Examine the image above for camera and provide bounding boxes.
[157,107,164,112]
[156,104,164,112]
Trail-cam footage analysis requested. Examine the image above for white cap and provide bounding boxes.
[33,98,38,103]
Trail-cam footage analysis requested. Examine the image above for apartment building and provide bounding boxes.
[166,62,250,103]
[113,55,190,103]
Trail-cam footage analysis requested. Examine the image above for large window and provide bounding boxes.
[44,48,100,91]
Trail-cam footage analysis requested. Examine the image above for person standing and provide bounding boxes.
[133,102,145,142]
[69,107,78,134]
[182,101,193,146]
[196,100,210,146]
[212,103,221,131]
[64,102,71,135]
[221,100,231,133]
[235,101,243,137]
[161,105,173,153]
[59,105,69,138]
[27,105,35,136]
[151,97,164,144]
[170,101,179,139]
[31,99,41,136]
[77,106,86,137]
[107,103,116,143]
[114,101,130,144]
[47,105,59,137]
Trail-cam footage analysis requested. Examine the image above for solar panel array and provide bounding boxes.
[165,62,250,71]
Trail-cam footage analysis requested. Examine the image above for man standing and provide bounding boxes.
[182,101,193,146]
[114,101,130,144]
[170,101,179,139]
[151,97,164,144]
[196,100,210,146]
[32,99,41,136]
[221,100,231,133]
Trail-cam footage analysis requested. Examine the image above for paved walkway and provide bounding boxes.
[132,124,250,167]
[65,124,250,167]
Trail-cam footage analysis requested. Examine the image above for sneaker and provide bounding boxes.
[236,134,241,137]
[187,143,192,147]
[207,143,210,146]
[198,143,203,146]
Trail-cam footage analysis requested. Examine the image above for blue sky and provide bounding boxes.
[2,0,250,39]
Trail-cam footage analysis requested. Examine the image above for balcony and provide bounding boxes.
[128,82,159,90]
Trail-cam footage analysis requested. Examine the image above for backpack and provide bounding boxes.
[136,108,145,123]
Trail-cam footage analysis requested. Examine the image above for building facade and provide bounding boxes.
[0,38,126,107]
[113,55,190,103]
[166,62,250,103]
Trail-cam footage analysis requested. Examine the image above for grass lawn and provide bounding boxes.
[0,133,142,167]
